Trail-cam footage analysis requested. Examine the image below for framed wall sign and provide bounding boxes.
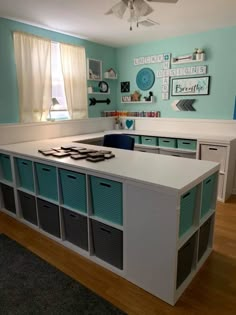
[87,58,102,81]
[171,76,210,96]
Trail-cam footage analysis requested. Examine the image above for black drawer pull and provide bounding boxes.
[101,227,111,234]
[206,179,212,184]
[209,148,217,151]
[42,168,50,172]
[163,140,170,143]
[22,161,28,165]
[43,205,50,209]
[183,192,190,199]
[67,175,76,180]
[145,139,151,141]
[182,142,190,145]
[100,182,111,188]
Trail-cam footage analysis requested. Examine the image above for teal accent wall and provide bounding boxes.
[0,18,117,123]
[116,26,236,119]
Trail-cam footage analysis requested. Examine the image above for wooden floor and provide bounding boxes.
[1,197,236,315]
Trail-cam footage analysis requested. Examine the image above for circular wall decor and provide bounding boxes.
[136,68,155,91]
[98,81,109,93]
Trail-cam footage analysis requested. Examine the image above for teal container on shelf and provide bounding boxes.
[159,137,177,148]
[127,135,140,144]
[59,169,87,213]
[177,139,197,151]
[35,163,58,201]
[15,158,34,192]
[141,136,158,146]
[201,173,217,218]
[90,176,123,225]
[0,154,12,182]
[179,186,197,237]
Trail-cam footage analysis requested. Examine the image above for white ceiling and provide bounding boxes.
[1,0,236,47]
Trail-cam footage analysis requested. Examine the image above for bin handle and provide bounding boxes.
[23,195,31,200]
[182,142,190,145]
[43,205,50,209]
[42,168,50,172]
[67,175,76,180]
[3,156,9,159]
[163,140,170,143]
[182,192,190,199]
[100,182,111,188]
[206,178,212,184]
[172,154,180,157]
[209,148,217,151]
[182,241,191,250]
[22,161,28,165]
[69,213,77,218]
[101,227,111,234]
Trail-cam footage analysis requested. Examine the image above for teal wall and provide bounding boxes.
[1,17,236,123]
[116,26,236,119]
[0,18,117,123]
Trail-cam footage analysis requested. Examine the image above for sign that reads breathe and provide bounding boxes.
[171,76,210,96]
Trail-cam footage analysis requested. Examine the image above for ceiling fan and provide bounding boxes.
[105,0,179,30]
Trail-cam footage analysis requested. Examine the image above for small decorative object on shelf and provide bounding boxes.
[114,116,121,130]
[122,95,132,102]
[194,48,205,61]
[104,68,117,79]
[144,91,153,101]
[172,48,206,64]
[131,90,142,101]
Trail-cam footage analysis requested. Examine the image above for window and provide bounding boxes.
[49,42,70,120]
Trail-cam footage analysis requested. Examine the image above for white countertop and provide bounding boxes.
[0,135,219,195]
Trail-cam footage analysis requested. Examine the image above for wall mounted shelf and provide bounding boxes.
[121,97,155,104]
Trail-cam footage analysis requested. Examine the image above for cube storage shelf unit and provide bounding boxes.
[0,150,218,305]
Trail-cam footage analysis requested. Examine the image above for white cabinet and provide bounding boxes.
[199,142,235,202]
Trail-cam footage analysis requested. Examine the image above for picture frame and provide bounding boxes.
[171,76,210,96]
[87,58,102,81]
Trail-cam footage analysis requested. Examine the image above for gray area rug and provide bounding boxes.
[0,234,126,315]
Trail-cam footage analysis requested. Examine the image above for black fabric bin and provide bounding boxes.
[1,184,16,214]
[91,219,123,269]
[176,234,195,288]
[62,208,88,251]
[19,191,37,225]
[198,217,212,261]
[37,198,60,237]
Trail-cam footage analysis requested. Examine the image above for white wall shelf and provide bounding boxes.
[121,97,155,104]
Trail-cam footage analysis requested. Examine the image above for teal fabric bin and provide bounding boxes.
[128,135,140,144]
[201,173,217,218]
[159,137,176,148]
[90,176,123,225]
[0,154,12,182]
[177,139,197,150]
[59,169,87,213]
[35,163,58,201]
[179,186,197,237]
[141,136,158,146]
[15,158,34,192]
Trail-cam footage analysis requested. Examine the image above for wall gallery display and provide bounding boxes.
[172,76,210,96]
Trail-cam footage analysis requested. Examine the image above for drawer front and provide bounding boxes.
[201,173,217,218]
[200,145,227,172]
[159,137,176,148]
[35,163,58,201]
[135,147,159,154]
[90,176,122,225]
[1,183,16,213]
[159,149,196,159]
[19,191,37,225]
[0,154,12,182]
[16,158,34,192]
[37,198,60,237]
[179,187,197,237]
[198,217,212,261]
[91,219,123,269]
[177,139,197,151]
[59,169,87,213]
[141,136,158,146]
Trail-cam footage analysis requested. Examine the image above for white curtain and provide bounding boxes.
[13,32,51,123]
[60,43,88,119]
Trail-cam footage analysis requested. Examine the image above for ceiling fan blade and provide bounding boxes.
[134,0,154,17]
[146,0,179,3]
[105,0,128,19]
